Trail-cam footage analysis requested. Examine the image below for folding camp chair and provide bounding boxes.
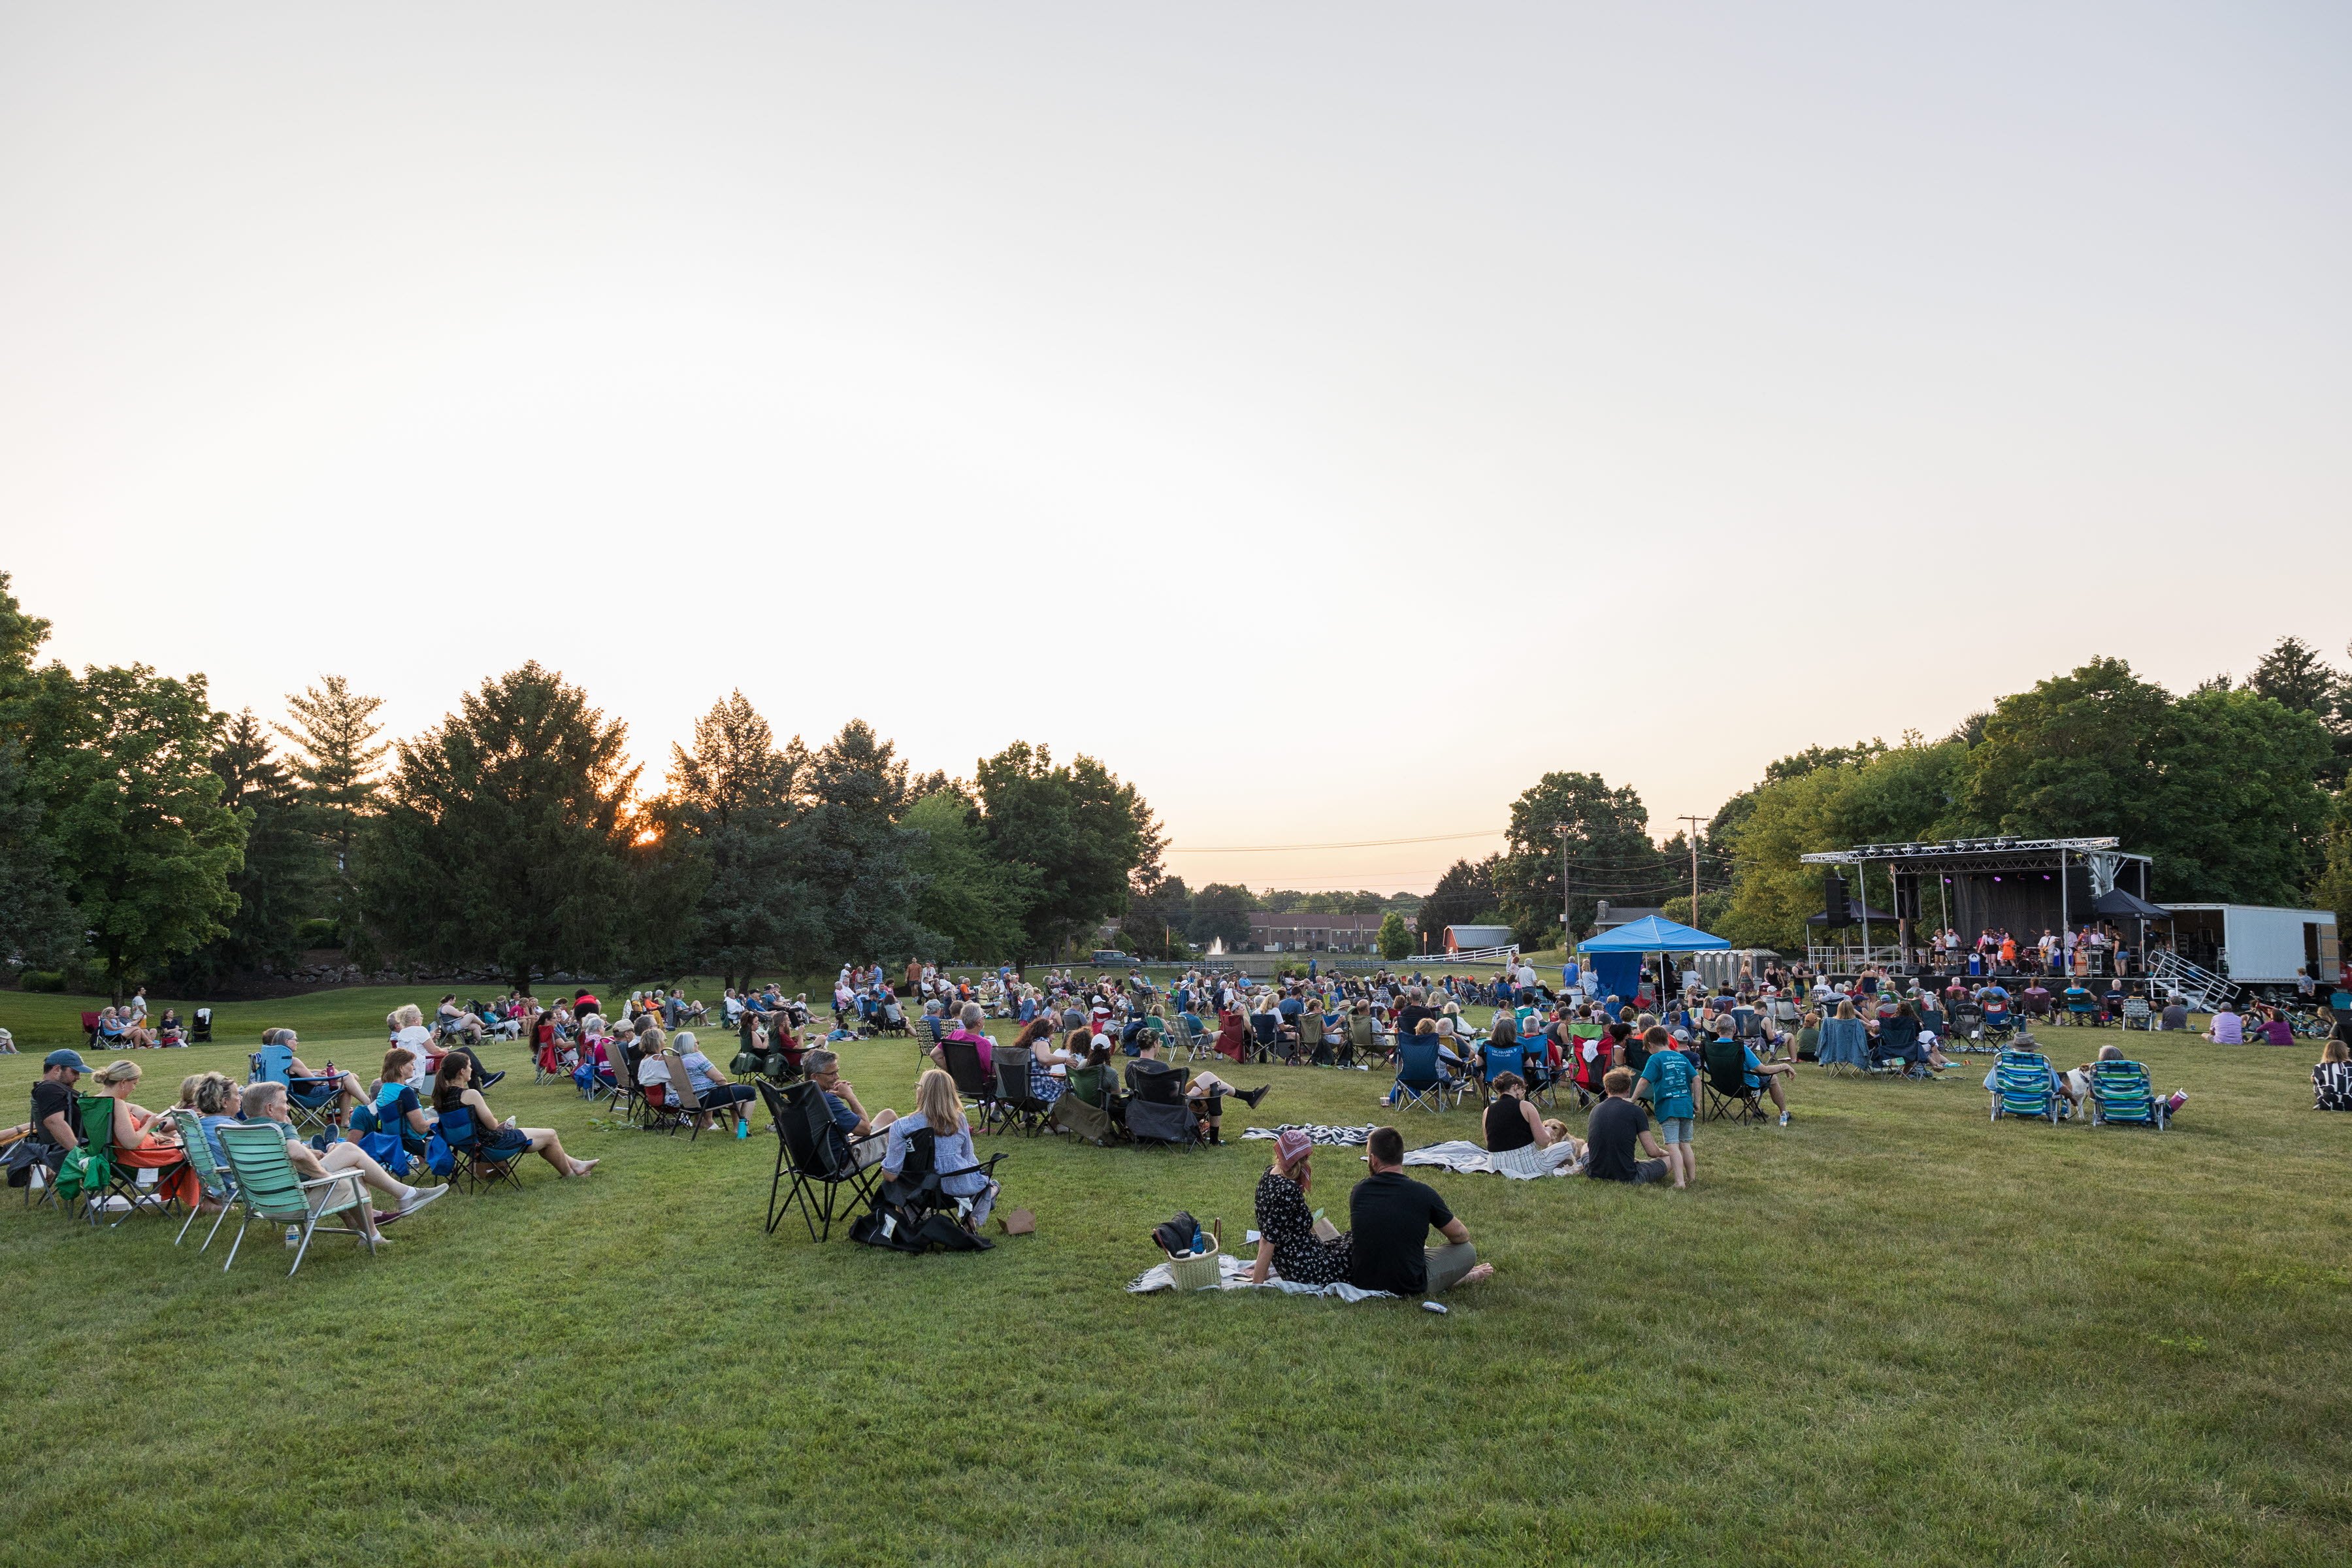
[1052,1064,1119,1145]
[2087,1059,2167,1130]
[1480,1041,1526,1105]
[760,1079,879,1240]
[1699,1039,1767,1123]
[664,1064,744,1142]
[216,1122,379,1275]
[435,1106,529,1192]
[72,1096,185,1230]
[1391,1037,1458,1115]
[164,1109,236,1250]
[1122,1060,1199,1148]
[2121,996,2153,1032]
[190,1007,213,1043]
[634,1055,691,1137]
[2063,990,2102,1029]
[940,1039,1002,1134]
[991,1047,1051,1137]
[248,1043,342,1137]
[1989,1048,2063,1126]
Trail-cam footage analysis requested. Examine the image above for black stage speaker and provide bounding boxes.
[1823,872,1850,928]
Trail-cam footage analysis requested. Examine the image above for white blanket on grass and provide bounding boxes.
[1401,1138,1587,1179]
[1125,1252,1395,1303]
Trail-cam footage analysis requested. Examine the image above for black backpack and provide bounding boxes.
[1150,1211,1202,1257]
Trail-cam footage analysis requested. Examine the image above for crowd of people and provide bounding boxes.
[10,953,2347,1287]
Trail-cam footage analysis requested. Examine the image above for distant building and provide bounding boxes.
[1588,901,1665,935]
[1441,924,1516,954]
[1249,909,1407,953]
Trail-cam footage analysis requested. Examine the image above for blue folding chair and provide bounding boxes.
[1392,1037,1458,1114]
[248,1043,341,1136]
[434,1105,527,1192]
[1480,1041,1526,1103]
[1989,1047,2062,1125]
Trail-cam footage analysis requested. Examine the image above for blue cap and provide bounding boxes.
[44,1049,91,1072]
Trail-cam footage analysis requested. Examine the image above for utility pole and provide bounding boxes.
[1676,815,1706,929]
[1552,823,1572,948]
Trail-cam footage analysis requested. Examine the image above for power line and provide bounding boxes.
[1166,828,1506,854]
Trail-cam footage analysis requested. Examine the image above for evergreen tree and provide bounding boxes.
[275,674,389,928]
[777,720,930,970]
[1377,909,1413,960]
[168,710,329,990]
[659,691,813,990]
[357,663,642,993]
[2247,634,2351,789]
[1419,857,1501,951]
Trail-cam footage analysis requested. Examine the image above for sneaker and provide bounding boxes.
[1239,1085,1271,1109]
[478,1070,506,1090]
[397,1184,450,1217]
[1778,1111,1790,1126]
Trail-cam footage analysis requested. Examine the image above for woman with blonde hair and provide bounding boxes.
[880,1068,998,1228]
[89,1059,201,1207]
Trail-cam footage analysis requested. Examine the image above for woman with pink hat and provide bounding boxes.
[1246,1128,1350,1286]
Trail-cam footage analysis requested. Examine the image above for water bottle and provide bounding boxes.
[284,1225,301,1247]
[1192,1231,1207,1256]
[735,1113,750,1140]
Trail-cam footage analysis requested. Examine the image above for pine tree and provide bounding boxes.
[274,674,389,924]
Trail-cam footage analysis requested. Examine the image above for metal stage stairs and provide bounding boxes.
[2147,949,2240,1013]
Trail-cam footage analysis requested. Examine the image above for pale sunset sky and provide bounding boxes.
[3,3,2346,893]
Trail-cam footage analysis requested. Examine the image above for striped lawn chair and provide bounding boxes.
[1989,1048,2061,1126]
[2088,1059,2166,1130]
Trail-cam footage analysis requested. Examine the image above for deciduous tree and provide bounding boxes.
[357,663,642,994]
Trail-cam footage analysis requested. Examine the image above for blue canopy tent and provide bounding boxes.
[1579,915,1731,1009]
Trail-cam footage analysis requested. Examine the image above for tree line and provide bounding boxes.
[0,574,1162,998]
[1409,639,2352,955]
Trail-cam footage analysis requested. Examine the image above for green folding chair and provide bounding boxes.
[164,1108,237,1250]
[216,1122,380,1276]
[70,1096,183,1229]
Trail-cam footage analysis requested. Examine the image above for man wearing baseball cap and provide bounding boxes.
[7,1051,89,1190]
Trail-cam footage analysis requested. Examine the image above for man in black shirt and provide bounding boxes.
[8,1049,88,1189]
[1585,1068,1668,1184]
[1395,987,1437,1042]
[1347,1126,1493,1297]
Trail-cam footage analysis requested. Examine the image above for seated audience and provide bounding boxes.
[240,1080,443,1233]
[804,1048,897,1168]
[1346,1124,1493,1296]
[661,1030,756,1128]
[88,1059,200,1206]
[430,1054,595,1177]
[1248,1127,1350,1286]
[880,1068,999,1228]
[1585,1067,1669,1185]
[2204,1006,2245,1044]
[2159,995,2190,1032]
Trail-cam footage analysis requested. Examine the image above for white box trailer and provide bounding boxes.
[2161,904,2339,991]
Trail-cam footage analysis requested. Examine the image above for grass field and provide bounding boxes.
[3,988,2349,1565]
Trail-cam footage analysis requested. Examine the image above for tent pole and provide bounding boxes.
[1860,860,1871,974]
[2059,849,2068,964]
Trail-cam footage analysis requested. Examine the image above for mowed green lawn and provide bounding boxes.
[2,992,2349,1566]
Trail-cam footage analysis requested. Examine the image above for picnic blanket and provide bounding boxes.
[1239,1124,1373,1146]
[1125,1252,1394,1303]
[1401,1138,1586,1179]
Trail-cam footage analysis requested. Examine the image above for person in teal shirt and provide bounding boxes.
[1638,1037,1699,1189]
